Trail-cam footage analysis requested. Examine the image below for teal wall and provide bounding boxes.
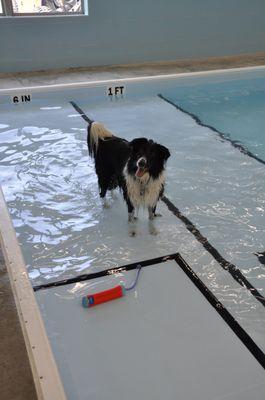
[0,0,265,73]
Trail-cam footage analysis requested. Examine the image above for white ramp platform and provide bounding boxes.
[36,257,265,400]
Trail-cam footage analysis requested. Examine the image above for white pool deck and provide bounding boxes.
[0,63,265,400]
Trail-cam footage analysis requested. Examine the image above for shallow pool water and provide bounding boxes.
[1,69,265,399]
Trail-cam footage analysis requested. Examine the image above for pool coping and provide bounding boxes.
[0,187,67,400]
[0,65,264,95]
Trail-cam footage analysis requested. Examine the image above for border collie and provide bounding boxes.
[87,121,170,235]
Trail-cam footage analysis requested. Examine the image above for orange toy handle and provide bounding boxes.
[82,285,125,308]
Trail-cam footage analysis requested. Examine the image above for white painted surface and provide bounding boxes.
[36,260,265,400]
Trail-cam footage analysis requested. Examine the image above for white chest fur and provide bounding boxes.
[124,170,165,209]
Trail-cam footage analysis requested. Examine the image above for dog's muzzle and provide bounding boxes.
[136,157,147,178]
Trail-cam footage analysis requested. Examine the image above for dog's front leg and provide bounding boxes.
[127,200,137,237]
[99,180,111,209]
[148,206,155,220]
[148,206,159,235]
[128,209,136,222]
[149,205,162,219]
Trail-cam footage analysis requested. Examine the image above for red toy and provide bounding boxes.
[82,265,142,308]
[82,285,125,308]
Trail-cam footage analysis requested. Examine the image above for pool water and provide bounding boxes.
[0,68,265,399]
[163,77,265,160]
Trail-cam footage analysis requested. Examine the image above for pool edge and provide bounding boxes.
[0,186,67,400]
[0,65,264,96]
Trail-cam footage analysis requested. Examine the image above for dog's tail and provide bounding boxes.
[87,122,114,158]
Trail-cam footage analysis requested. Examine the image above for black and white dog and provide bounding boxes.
[87,121,170,235]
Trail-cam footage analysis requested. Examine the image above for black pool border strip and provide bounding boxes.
[158,93,265,165]
[70,101,94,124]
[162,195,265,308]
[174,253,265,369]
[33,253,177,292]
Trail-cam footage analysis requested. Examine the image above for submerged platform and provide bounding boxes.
[36,258,265,400]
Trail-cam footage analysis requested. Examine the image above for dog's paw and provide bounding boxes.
[128,213,137,222]
[149,214,161,221]
[149,227,158,236]
[128,221,137,236]
[148,223,158,236]
[128,217,138,222]
[102,200,111,209]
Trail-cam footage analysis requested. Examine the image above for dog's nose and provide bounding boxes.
[138,157,147,168]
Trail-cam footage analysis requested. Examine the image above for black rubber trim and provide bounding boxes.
[162,195,265,308]
[158,93,265,165]
[33,253,177,291]
[70,101,94,124]
[175,253,265,369]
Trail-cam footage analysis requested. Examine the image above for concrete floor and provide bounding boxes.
[0,251,37,400]
[0,52,264,400]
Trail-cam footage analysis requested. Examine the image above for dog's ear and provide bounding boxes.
[129,138,149,150]
[155,144,170,162]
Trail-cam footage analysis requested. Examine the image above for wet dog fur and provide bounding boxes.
[87,122,170,235]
